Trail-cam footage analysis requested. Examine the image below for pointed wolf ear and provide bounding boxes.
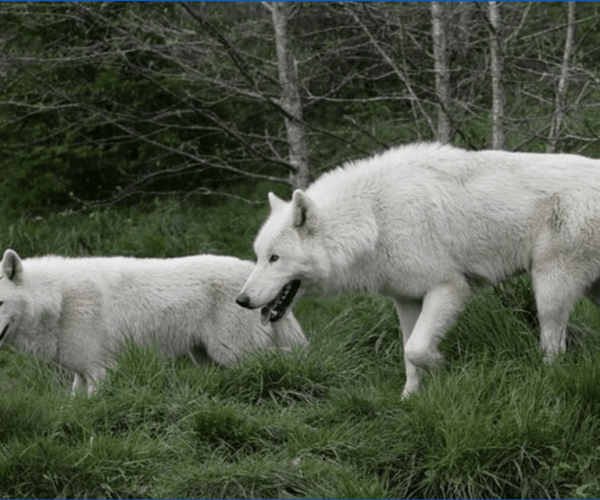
[292,190,318,233]
[268,192,287,212]
[2,249,23,284]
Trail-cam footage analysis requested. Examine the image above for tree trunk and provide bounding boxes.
[547,2,576,153]
[269,2,311,190]
[489,1,505,150]
[431,1,452,143]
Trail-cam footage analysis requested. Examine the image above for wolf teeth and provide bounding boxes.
[266,280,301,323]
[276,283,292,306]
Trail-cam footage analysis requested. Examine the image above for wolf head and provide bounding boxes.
[0,249,25,347]
[237,190,330,325]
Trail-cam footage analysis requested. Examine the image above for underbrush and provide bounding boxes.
[0,199,600,498]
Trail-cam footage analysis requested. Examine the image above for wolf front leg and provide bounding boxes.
[395,299,423,398]
[400,276,471,397]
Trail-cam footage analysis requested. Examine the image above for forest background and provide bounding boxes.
[1,2,598,214]
[1,3,600,499]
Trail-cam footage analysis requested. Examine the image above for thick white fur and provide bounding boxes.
[0,250,307,395]
[237,142,600,397]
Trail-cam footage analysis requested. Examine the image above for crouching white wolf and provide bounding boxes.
[0,249,307,395]
[237,142,600,397]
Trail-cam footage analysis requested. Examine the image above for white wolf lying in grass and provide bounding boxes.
[237,142,600,397]
[0,249,307,395]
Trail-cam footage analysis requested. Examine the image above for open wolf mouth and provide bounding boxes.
[260,280,301,326]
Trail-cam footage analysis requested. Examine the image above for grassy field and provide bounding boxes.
[1,196,600,498]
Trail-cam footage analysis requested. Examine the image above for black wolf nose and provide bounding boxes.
[236,294,251,308]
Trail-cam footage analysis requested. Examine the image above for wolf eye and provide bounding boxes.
[269,254,279,263]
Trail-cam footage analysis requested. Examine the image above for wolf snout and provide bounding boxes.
[236,293,253,309]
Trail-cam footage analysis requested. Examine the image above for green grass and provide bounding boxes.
[2,197,600,498]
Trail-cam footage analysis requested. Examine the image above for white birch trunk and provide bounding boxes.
[431,1,452,143]
[489,1,505,150]
[547,2,576,153]
[269,1,311,189]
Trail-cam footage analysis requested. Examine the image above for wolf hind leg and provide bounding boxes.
[532,267,583,362]
[400,275,471,397]
[71,373,87,396]
[70,369,104,397]
[84,366,107,396]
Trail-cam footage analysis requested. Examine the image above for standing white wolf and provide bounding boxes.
[0,249,307,395]
[237,142,600,397]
